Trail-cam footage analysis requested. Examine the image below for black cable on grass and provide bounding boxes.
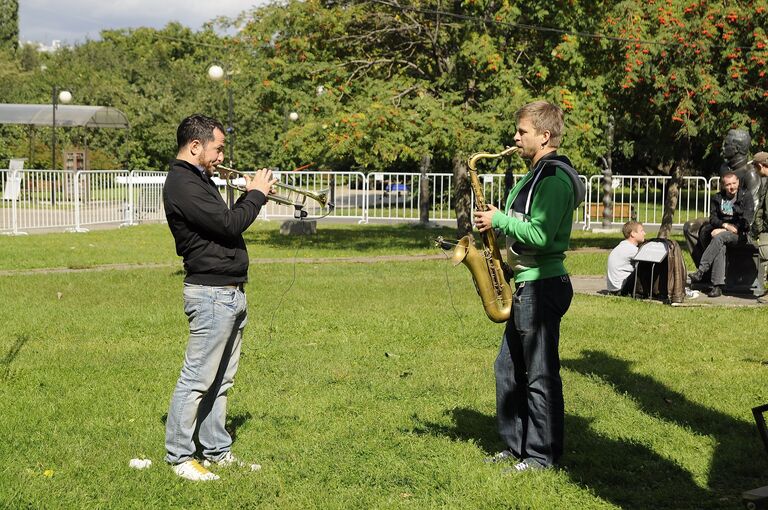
[438,245,466,329]
[267,235,304,344]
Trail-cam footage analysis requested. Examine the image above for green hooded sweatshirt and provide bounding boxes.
[491,152,584,282]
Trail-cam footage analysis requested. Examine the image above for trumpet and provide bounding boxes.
[215,164,334,220]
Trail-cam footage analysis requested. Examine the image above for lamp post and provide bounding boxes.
[283,105,299,134]
[207,64,235,207]
[51,86,72,205]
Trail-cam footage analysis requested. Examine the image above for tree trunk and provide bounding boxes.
[418,153,431,224]
[658,163,682,239]
[602,115,615,227]
[453,153,472,236]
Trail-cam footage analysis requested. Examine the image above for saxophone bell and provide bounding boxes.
[437,147,518,323]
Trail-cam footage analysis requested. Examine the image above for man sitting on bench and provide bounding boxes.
[690,171,755,297]
[606,221,646,295]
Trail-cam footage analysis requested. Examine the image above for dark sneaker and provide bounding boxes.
[688,271,704,283]
[502,458,549,474]
[483,449,518,464]
[707,286,723,298]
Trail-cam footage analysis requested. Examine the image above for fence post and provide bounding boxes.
[7,167,28,236]
[121,170,138,227]
[359,172,369,224]
[65,170,89,232]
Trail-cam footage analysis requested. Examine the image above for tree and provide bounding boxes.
[0,0,18,53]
[599,1,768,232]
[234,0,535,232]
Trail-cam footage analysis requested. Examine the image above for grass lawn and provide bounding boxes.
[0,223,765,508]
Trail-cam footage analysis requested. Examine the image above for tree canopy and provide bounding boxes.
[1,0,767,180]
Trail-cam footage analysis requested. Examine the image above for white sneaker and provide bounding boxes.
[172,460,220,481]
[203,451,262,471]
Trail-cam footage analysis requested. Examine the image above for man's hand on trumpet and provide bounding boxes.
[474,204,498,232]
[243,168,279,197]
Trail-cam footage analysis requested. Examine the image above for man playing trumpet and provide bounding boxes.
[474,101,584,473]
[162,114,277,481]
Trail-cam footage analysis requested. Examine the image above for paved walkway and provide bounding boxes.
[571,275,763,307]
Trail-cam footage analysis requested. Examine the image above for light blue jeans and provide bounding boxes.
[165,283,247,465]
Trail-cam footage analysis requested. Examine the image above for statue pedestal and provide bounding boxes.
[280,220,317,235]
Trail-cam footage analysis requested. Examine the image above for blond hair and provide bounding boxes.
[515,101,564,148]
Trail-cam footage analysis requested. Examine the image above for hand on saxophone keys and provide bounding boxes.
[474,204,498,232]
[243,168,279,197]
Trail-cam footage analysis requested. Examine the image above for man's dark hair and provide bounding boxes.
[176,114,224,151]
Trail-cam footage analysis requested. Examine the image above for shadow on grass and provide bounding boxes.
[1,334,29,381]
[243,224,456,252]
[569,237,626,250]
[412,407,716,508]
[409,408,504,454]
[563,350,767,505]
[410,348,766,509]
[568,234,693,253]
[226,412,252,442]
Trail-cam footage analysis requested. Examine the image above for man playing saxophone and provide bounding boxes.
[474,101,585,472]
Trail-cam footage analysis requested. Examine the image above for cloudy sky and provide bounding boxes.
[19,0,267,45]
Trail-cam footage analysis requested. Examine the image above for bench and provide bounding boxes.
[690,242,766,296]
[725,243,765,296]
[588,203,635,221]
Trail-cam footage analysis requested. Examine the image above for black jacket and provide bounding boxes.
[163,159,267,286]
[709,187,754,239]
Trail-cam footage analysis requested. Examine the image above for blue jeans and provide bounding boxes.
[165,284,247,464]
[494,275,573,467]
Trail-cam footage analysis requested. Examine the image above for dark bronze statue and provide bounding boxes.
[684,129,761,265]
[721,129,761,204]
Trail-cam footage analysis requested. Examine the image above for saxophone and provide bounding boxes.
[437,146,517,323]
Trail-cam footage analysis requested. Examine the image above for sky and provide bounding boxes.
[19,0,266,45]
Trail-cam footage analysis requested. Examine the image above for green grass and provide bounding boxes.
[0,225,762,508]
[0,223,456,271]
[0,222,692,275]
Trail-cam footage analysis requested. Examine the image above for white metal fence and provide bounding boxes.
[1,168,718,234]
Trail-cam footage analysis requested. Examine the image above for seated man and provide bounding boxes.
[690,171,755,297]
[606,221,646,295]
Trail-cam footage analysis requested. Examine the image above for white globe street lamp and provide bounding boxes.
[207,64,225,81]
[58,90,72,104]
[207,64,235,206]
[51,86,72,204]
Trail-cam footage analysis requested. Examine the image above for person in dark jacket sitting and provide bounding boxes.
[690,171,755,297]
[162,114,277,481]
